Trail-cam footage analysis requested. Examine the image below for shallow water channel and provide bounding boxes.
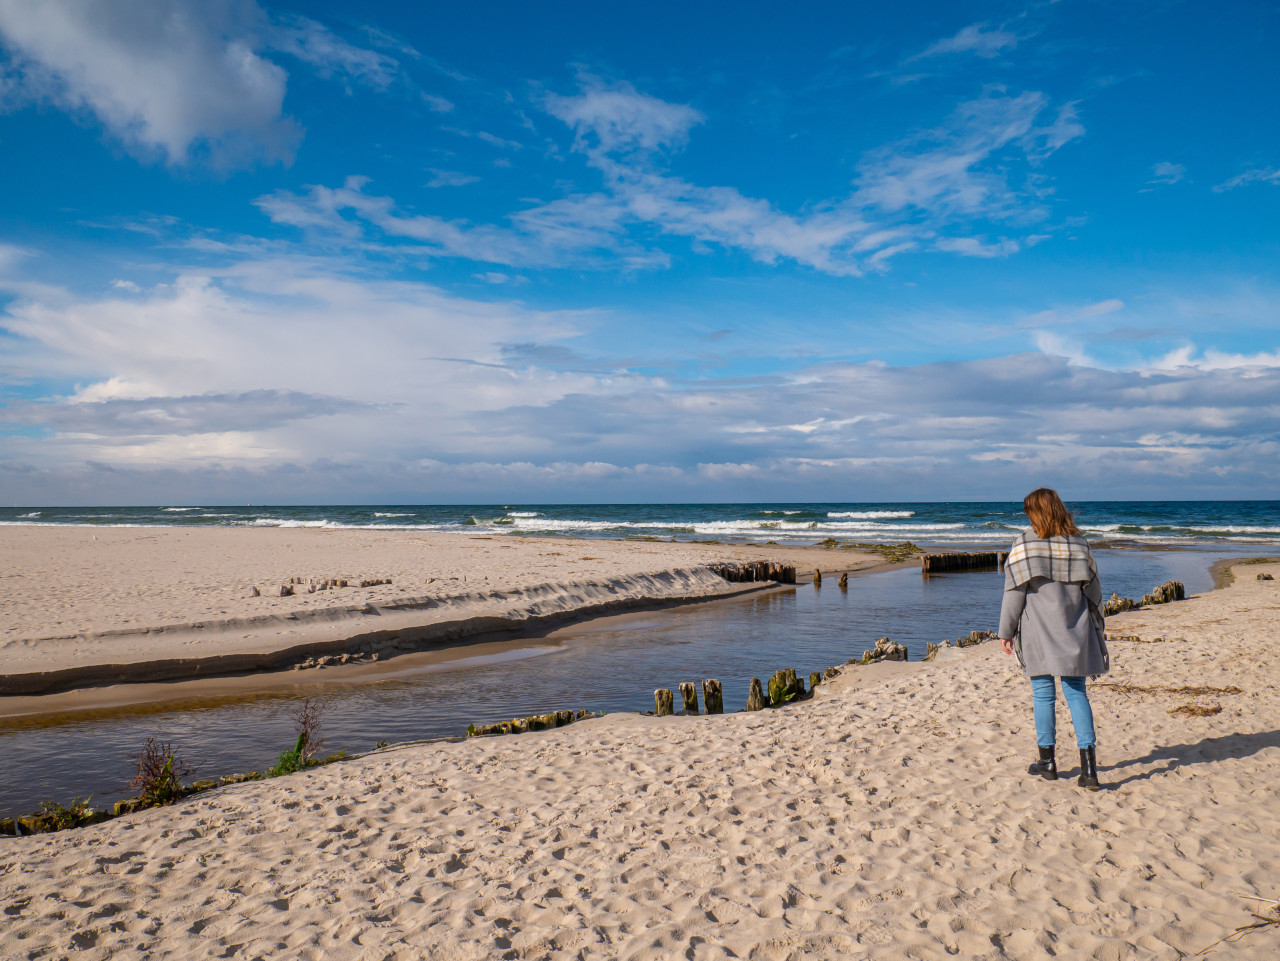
[0,547,1245,815]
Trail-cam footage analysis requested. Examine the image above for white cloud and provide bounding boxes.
[0,0,298,165]
[0,253,623,474]
[933,236,1020,258]
[854,92,1078,218]
[1213,166,1280,192]
[545,75,704,155]
[425,169,480,188]
[267,80,1084,276]
[5,256,1280,502]
[256,175,666,269]
[907,23,1019,62]
[0,1,418,167]
[1145,161,1186,188]
[268,14,400,90]
[1152,346,1280,371]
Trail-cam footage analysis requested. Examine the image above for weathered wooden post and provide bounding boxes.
[702,679,723,714]
[809,671,821,691]
[654,688,674,717]
[744,677,766,711]
[839,572,848,589]
[813,569,822,587]
[679,682,699,714]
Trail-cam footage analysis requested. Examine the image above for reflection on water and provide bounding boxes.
[0,547,1242,814]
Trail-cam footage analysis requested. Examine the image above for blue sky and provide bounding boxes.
[1,0,1277,504]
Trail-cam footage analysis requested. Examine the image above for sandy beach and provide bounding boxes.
[0,526,894,696]
[1,545,1277,959]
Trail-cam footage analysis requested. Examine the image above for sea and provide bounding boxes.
[5,500,1280,545]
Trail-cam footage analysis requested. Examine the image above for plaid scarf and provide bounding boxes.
[1005,531,1098,590]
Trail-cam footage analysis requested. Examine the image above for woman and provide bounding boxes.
[998,488,1108,790]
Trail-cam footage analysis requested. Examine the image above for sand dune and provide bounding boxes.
[1,561,1277,959]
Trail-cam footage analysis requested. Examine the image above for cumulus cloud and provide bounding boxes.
[3,254,1279,502]
[0,254,616,472]
[0,0,414,167]
[0,0,298,165]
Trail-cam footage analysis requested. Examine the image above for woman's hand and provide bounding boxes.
[1000,637,1015,655]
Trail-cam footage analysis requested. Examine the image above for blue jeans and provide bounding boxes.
[1030,675,1096,749]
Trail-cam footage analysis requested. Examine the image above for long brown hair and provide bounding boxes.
[1023,487,1081,539]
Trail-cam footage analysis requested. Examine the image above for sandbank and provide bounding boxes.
[0,525,897,697]
[1,560,1277,959]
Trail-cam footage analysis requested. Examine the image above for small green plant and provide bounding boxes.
[269,734,308,777]
[131,738,195,806]
[268,697,328,777]
[818,536,839,549]
[39,796,95,830]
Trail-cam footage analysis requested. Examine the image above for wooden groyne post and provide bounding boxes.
[679,682,699,714]
[655,688,674,717]
[920,551,1007,575]
[702,679,723,714]
[710,561,797,584]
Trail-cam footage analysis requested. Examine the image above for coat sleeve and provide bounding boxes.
[998,565,1027,639]
[1083,556,1109,671]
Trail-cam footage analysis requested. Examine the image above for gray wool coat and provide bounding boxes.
[998,560,1109,679]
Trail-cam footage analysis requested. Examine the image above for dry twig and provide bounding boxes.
[1192,894,1279,956]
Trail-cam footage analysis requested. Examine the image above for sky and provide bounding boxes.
[0,0,1277,505]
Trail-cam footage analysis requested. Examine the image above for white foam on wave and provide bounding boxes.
[827,510,915,519]
[0,521,150,529]
[507,511,540,517]
[250,518,333,528]
[162,507,201,512]
[491,516,970,537]
[1183,524,1280,534]
[373,512,414,518]
[20,511,41,518]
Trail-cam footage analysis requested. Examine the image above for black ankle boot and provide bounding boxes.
[1078,746,1101,791]
[1028,745,1057,780]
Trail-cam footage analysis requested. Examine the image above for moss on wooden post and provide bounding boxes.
[679,682,698,714]
[654,688,674,717]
